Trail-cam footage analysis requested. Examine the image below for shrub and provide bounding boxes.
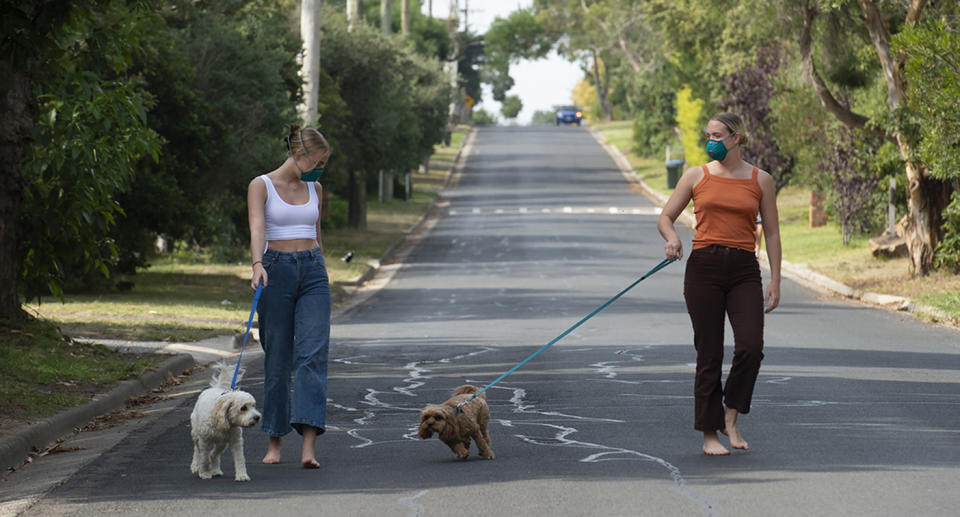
[935,191,960,272]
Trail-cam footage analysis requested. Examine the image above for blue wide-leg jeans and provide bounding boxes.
[257,247,330,436]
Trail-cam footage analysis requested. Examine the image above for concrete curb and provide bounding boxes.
[590,127,956,326]
[1,353,195,473]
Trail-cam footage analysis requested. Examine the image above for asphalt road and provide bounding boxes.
[10,126,960,516]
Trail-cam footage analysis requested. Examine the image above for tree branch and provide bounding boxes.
[799,3,870,129]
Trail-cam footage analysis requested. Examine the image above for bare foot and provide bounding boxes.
[262,436,282,464]
[721,407,749,450]
[702,431,730,456]
[301,426,319,469]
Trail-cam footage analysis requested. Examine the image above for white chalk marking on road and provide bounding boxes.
[563,206,573,213]
[511,423,717,517]
[472,207,480,214]
[519,207,528,213]
[608,207,618,213]
[398,490,429,517]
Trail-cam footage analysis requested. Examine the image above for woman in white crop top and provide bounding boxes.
[247,123,332,469]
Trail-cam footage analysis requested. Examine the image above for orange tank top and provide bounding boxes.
[692,164,762,252]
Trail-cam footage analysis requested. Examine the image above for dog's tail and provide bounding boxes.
[210,361,242,389]
[452,384,484,399]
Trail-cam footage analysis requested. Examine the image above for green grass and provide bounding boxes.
[591,121,960,323]
[0,318,165,435]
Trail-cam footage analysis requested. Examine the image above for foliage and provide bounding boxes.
[674,85,708,165]
[112,0,301,273]
[18,0,163,300]
[318,9,450,224]
[471,108,497,126]
[530,110,556,125]
[894,12,960,182]
[500,95,523,120]
[483,8,553,102]
[823,126,880,245]
[720,45,795,193]
[571,78,600,123]
[935,192,960,272]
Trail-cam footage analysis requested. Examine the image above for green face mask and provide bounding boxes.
[300,166,323,182]
[705,132,736,161]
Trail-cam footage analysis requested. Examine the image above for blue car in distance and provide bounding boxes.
[555,105,583,126]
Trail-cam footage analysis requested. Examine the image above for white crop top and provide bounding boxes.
[260,175,319,242]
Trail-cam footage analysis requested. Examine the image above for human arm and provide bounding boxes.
[758,171,781,312]
[247,177,268,289]
[657,167,700,260]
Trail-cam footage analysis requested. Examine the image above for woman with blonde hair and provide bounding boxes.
[248,124,332,468]
[657,112,782,455]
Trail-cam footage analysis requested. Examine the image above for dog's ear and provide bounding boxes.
[213,397,232,431]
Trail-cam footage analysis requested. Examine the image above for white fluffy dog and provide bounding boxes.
[190,362,261,481]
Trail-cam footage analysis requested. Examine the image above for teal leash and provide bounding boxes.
[232,281,263,390]
[456,257,677,412]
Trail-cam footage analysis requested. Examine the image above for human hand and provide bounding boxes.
[764,282,780,313]
[251,264,268,290]
[664,237,683,261]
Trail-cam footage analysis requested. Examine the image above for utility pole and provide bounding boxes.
[347,0,362,32]
[381,0,391,34]
[299,0,322,125]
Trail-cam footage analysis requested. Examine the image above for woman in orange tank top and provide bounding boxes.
[657,112,782,456]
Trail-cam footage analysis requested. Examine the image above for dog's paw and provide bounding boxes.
[198,471,213,480]
[235,473,251,482]
[481,450,495,460]
[212,469,224,477]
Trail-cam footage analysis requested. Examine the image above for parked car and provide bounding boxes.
[555,105,583,126]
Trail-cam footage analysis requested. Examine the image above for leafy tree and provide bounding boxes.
[824,126,880,245]
[112,0,301,270]
[3,1,162,308]
[500,95,523,120]
[675,86,708,165]
[483,8,552,102]
[471,108,497,126]
[530,110,556,125]
[318,8,449,228]
[720,45,795,193]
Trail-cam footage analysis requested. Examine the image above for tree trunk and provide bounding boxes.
[857,0,945,275]
[590,49,612,122]
[348,170,367,230]
[299,0,322,125]
[401,0,410,36]
[0,70,32,320]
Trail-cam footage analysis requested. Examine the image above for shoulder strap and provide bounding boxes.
[752,167,758,181]
[701,164,710,176]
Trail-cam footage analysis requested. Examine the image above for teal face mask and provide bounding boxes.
[300,166,323,182]
[705,132,736,161]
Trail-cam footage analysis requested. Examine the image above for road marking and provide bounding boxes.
[448,206,662,216]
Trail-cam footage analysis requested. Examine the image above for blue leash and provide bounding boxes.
[457,257,677,411]
[232,282,263,390]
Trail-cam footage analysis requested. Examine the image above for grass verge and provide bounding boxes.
[0,317,165,437]
[591,120,960,325]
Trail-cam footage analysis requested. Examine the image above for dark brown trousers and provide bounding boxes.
[683,245,765,432]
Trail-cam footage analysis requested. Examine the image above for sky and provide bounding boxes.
[422,0,584,125]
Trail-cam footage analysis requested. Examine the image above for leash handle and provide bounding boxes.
[458,257,676,410]
[232,281,263,390]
